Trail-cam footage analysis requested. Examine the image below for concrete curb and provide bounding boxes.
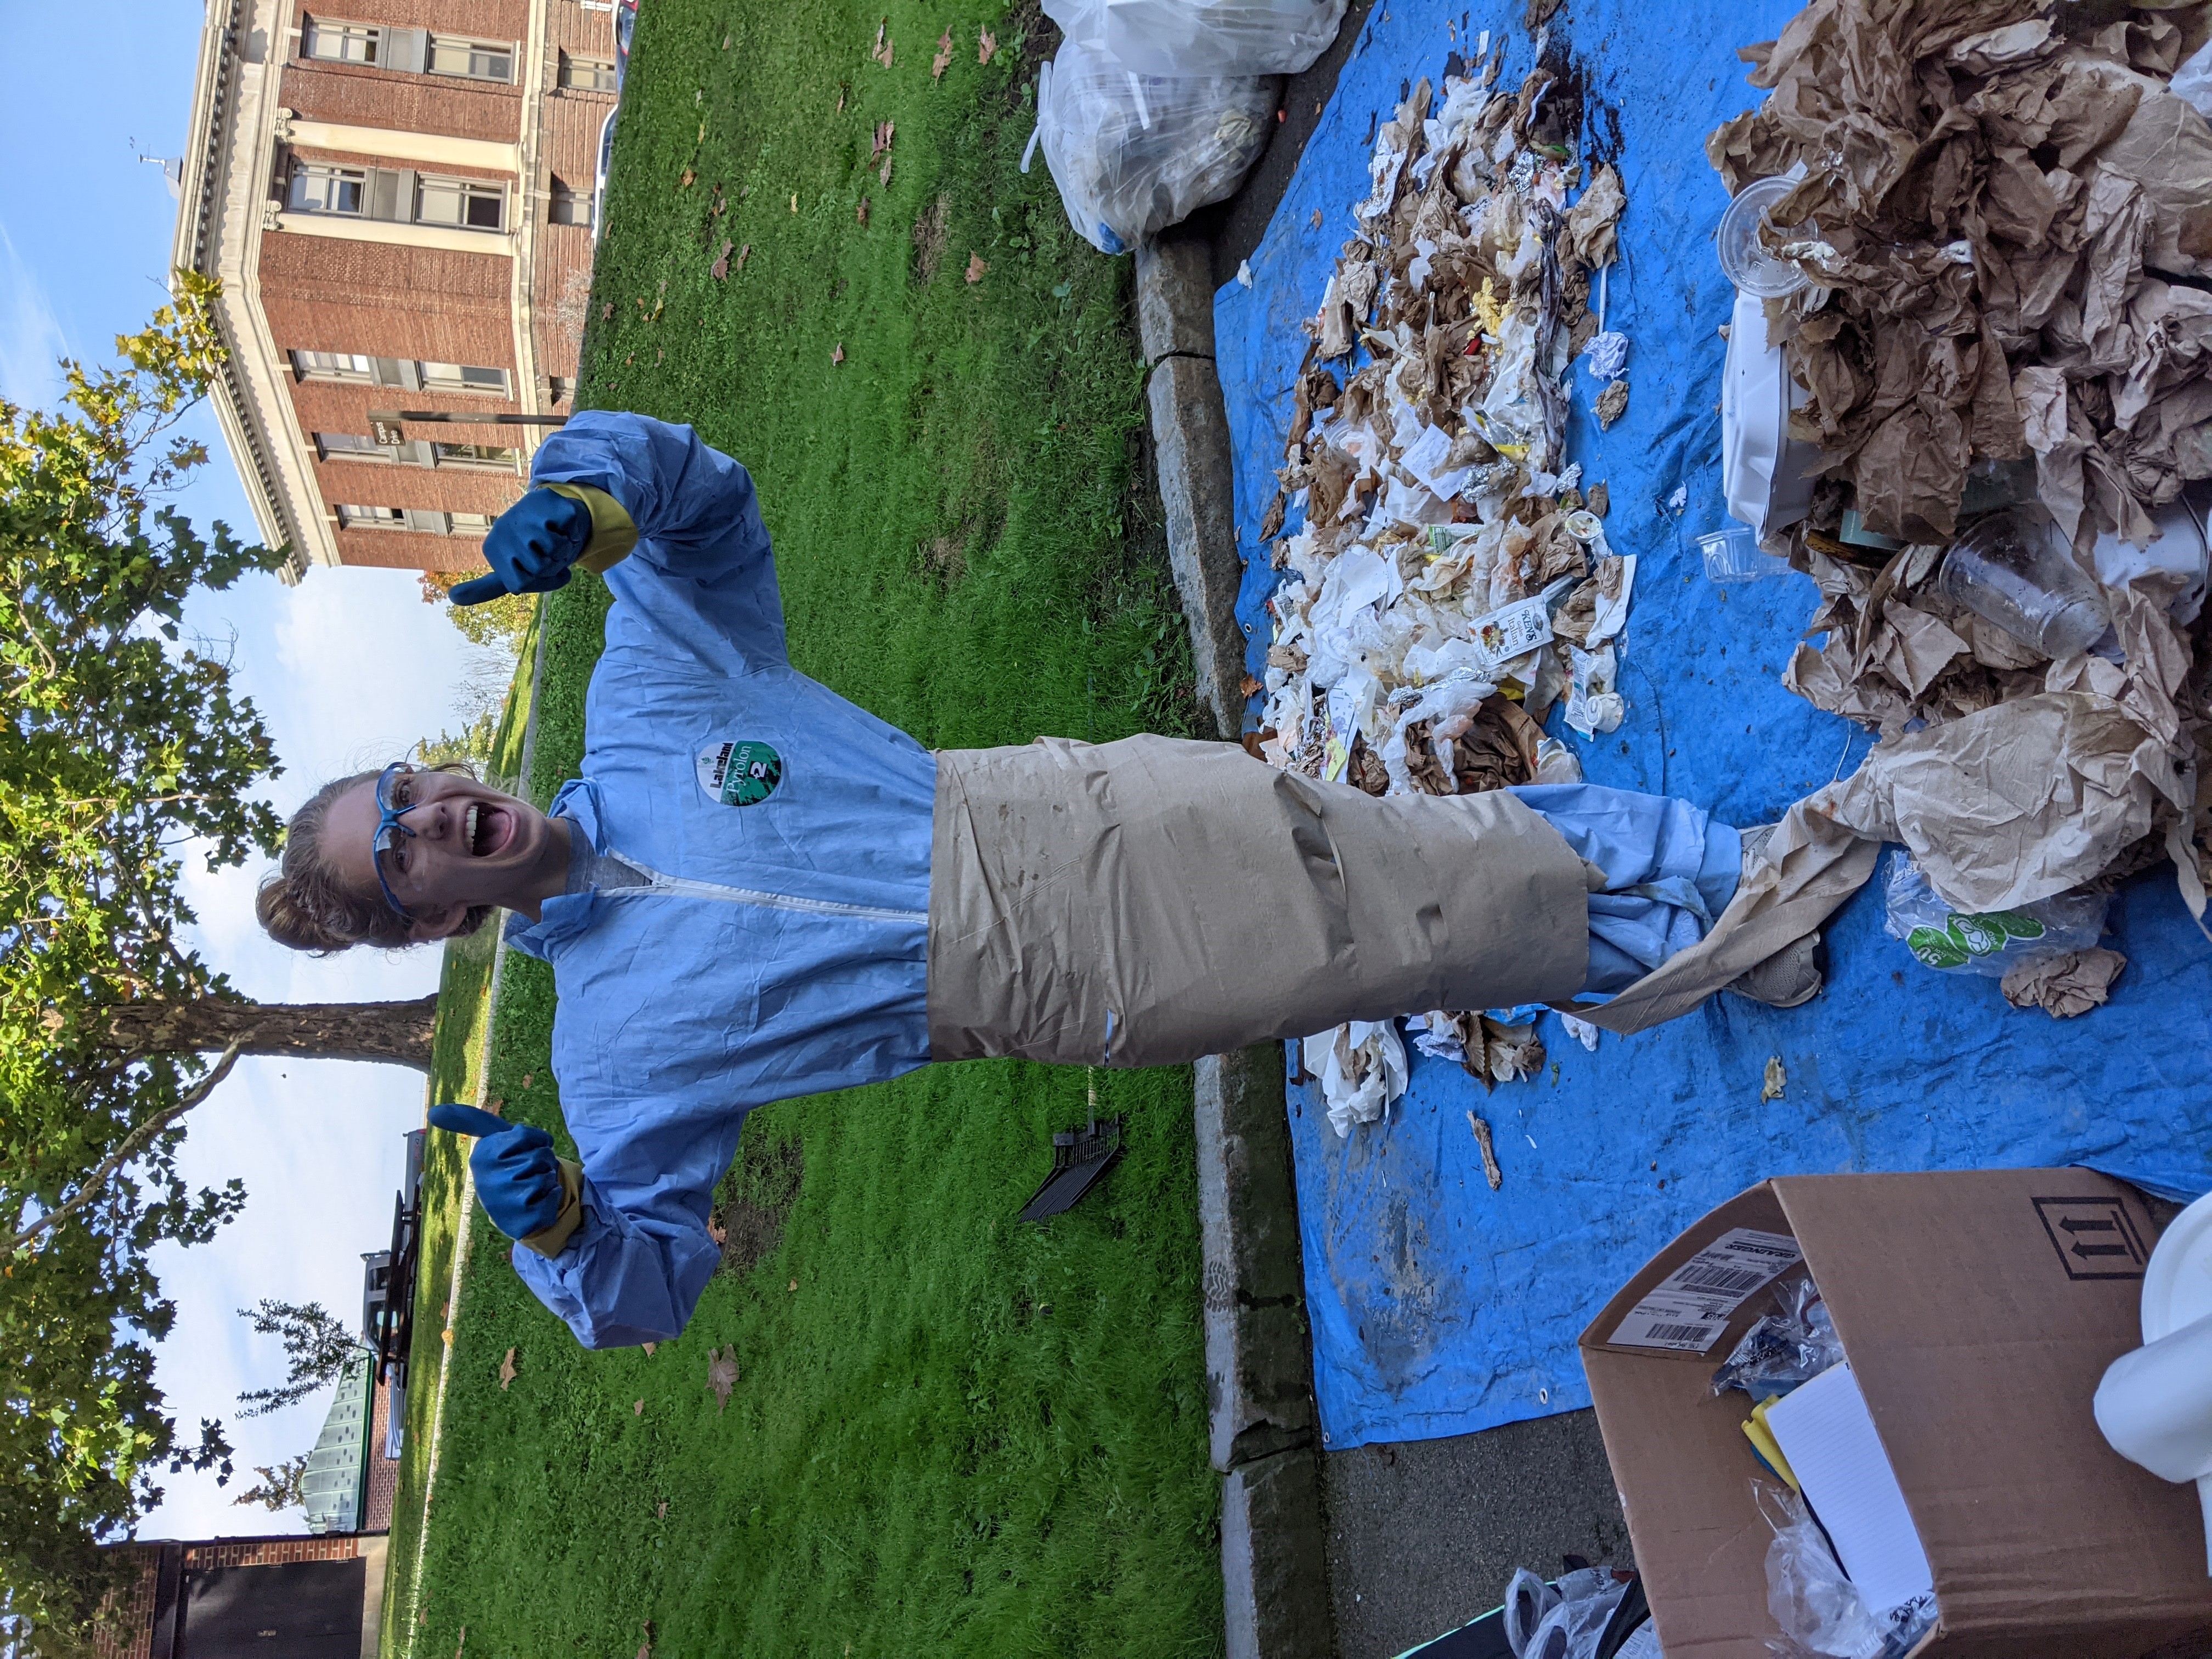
[1135,232,1250,743]
[1136,236,1336,1658]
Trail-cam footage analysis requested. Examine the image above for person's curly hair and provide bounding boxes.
[256,764,494,954]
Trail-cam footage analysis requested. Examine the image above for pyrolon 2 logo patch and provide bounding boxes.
[697,740,783,806]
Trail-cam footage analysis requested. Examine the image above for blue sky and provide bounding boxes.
[4,1,509,1537]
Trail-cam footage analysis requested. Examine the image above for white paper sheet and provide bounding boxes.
[1764,1362,1937,1620]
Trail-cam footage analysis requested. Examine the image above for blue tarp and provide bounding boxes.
[1214,0,2212,1450]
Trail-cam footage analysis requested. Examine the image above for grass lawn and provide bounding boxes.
[383,4,1222,1656]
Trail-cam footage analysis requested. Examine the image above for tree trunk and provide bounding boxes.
[103,995,439,1073]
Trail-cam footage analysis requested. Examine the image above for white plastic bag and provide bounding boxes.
[1026,41,1275,253]
[1042,0,1348,75]
[2176,39,2212,122]
[1881,854,2107,978]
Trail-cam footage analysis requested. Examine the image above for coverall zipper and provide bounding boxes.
[605,855,928,926]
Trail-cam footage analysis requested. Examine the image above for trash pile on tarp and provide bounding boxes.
[1244,42,1633,1129]
[1027,0,1348,253]
[1578,0,2212,1037]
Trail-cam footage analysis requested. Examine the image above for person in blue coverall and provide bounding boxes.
[256,411,1769,1350]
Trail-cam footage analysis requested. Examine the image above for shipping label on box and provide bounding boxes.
[1607,1227,1803,1353]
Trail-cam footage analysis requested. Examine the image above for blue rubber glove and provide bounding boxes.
[451,488,592,606]
[428,1103,567,1239]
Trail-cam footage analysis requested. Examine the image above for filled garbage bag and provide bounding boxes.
[1041,0,1347,76]
[1028,40,1275,254]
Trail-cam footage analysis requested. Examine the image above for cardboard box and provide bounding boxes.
[1579,1170,2212,1659]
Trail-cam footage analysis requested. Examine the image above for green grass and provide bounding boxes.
[385,2,1221,1655]
[380,603,540,1642]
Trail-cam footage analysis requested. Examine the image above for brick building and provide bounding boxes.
[89,1532,388,1659]
[174,0,620,574]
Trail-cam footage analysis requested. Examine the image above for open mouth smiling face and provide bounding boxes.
[327,765,571,939]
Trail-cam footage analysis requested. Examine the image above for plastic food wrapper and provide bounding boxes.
[1304,1019,1409,1137]
[1881,853,2109,978]
[1041,0,1347,77]
[1500,1563,1631,1659]
[1026,41,1273,254]
[1754,1481,1935,1659]
[1712,1277,1844,1401]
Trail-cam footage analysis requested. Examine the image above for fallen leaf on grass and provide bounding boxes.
[521,1072,534,1090]
[788,1277,799,1292]
[706,1214,729,1245]
[485,1097,504,1116]
[642,1341,656,1356]
[498,1348,517,1390]
[633,1398,645,1416]
[722,31,731,48]
[979,26,997,64]
[707,1346,740,1412]
[878,155,893,187]
[836,85,847,113]
[789,192,799,213]
[832,343,845,364]
[872,120,895,159]
[933,29,953,78]
[965,252,988,284]
[679,167,695,188]
[442,1328,453,1347]
[856,196,870,225]
[655,1500,668,1517]
[601,302,614,320]
[697,121,707,143]
[871,20,894,67]
[710,238,735,279]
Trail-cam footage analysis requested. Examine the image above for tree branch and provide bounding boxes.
[5,1042,244,1255]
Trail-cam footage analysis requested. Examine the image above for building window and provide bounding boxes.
[336,504,407,528]
[293,350,375,381]
[289,164,367,216]
[427,35,514,81]
[317,432,392,462]
[450,511,498,534]
[558,52,619,91]
[548,181,594,227]
[415,176,505,232]
[420,362,510,396]
[431,442,520,470]
[303,19,380,64]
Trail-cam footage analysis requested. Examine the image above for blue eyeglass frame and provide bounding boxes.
[371,763,422,920]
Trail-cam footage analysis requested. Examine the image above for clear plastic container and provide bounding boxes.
[1716,176,1812,298]
[1936,508,2109,661]
[1697,524,1789,582]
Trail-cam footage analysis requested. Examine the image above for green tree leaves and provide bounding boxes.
[2,273,285,1649]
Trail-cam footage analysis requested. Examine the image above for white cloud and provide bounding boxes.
[0,222,71,413]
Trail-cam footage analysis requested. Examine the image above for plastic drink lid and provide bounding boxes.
[1717,176,1812,298]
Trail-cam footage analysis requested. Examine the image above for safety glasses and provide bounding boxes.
[371,763,421,919]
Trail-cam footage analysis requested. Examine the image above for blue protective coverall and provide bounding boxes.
[496,412,1736,1348]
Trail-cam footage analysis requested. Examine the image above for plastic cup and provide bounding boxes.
[1936,508,2109,661]
[1697,524,1789,582]
[1717,176,1813,298]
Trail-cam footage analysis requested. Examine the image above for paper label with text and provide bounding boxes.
[1609,1227,1803,1352]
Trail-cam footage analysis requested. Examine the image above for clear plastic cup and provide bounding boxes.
[1937,507,2109,660]
[1697,524,1789,582]
[1716,176,1812,299]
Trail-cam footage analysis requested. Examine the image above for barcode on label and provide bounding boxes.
[1673,1264,1768,1294]
[1643,1321,1722,1344]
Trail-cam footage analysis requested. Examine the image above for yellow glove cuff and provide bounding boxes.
[518,1158,586,1258]
[544,482,639,574]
